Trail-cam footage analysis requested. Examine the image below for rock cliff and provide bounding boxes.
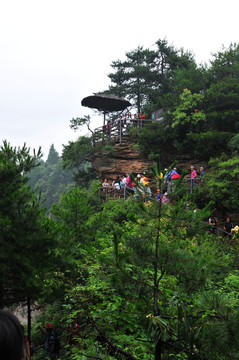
[89,138,153,181]
[89,137,208,182]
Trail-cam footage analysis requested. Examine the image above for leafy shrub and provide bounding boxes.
[180,131,233,160]
[194,155,239,212]
[228,133,239,155]
[137,121,175,157]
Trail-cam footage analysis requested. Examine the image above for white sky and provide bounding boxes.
[0,0,238,159]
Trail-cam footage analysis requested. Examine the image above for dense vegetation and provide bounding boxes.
[1,39,239,360]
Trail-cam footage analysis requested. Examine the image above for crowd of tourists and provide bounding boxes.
[102,172,153,200]
[101,165,205,201]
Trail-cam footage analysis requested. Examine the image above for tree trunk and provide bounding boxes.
[155,339,162,360]
[27,297,31,342]
[154,178,162,360]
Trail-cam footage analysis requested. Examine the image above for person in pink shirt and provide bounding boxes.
[126,173,132,188]
[190,166,197,189]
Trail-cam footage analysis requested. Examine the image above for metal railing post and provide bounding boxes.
[120,120,122,143]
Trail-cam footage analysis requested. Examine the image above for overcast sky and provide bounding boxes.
[0,0,238,160]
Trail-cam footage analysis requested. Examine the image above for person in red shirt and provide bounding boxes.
[140,112,145,120]
[139,112,145,128]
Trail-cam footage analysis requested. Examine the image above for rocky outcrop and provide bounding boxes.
[89,138,153,181]
[89,137,208,182]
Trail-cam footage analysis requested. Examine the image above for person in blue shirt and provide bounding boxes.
[39,323,57,359]
[199,166,205,181]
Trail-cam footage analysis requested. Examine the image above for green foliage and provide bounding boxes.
[227,133,239,155]
[166,62,207,108]
[170,89,207,144]
[194,155,239,212]
[70,115,95,140]
[136,121,175,158]
[47,144,60,165]
[175,131,233,160]
[204,77,239,132]
[94,141,116,163]
[108,46,157,114]
[62,136,93,170]
[204,43,239,133]
[107,39,197,115]
[0,141,57,307]
[34,156,238,359]
[191,292,239,359]
[172,89,206,130]
[62,136,96,187]
[208,43,239,81]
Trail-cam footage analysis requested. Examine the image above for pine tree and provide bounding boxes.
[0,141,57,307]
[46,144,60,165]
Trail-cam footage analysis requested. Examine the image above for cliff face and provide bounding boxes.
[89,138,208,182]
[90,139,153,181]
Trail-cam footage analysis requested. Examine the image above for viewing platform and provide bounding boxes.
[93,118,153,144]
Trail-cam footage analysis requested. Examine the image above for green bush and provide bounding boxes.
[137,121,175,157]
[194,155,239,212]
[228,133,239,155]
[181,131,233,160]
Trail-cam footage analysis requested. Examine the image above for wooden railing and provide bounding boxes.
[99,185,138,201]
[99,177,205,201]
[93,118,153,144]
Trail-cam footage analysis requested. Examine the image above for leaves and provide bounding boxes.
[172,89,206,129]
[194,155,239,211]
